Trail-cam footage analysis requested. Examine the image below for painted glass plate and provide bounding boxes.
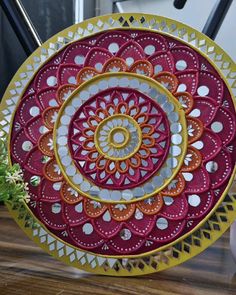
[0,13,236,276]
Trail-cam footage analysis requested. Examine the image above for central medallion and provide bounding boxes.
[54,72,187,202]
[94,114,142,161]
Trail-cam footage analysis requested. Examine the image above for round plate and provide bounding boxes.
[1,13,236,276]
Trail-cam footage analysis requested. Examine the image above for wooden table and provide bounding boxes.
[0,206,236,295]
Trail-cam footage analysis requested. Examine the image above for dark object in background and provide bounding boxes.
[0,0,74,99]
[173,0,187,9]
[1,0,42,56]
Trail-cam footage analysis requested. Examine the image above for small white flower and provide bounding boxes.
[61,230,68,237]
[5,170,24,184]
[109,66,120,72]
[54,57,61,64]
[50,111,58,123]
[91,200,102,209]
[24,194,31,203]
[144,197,155,205]
[178,97,188,109]
[184,153,193,166]
[136,69,146,75]
[161,81,171,89]
[114,204,127,211]
[167,179,178,190]
[67,187,78,197]
[187,124,194,137]
[102,243,109,250]
[62,90,72,101]
[47,138,54,150]
[53,164,61,175]
[145,240,154,246]
[82,73,94,81]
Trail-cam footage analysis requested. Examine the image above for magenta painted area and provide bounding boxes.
[8,29,236,256]
[68,87,170,189]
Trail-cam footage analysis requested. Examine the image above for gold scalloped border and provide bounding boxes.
[0,13,236,276]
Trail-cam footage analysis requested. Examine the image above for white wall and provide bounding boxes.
[116,0,236,60]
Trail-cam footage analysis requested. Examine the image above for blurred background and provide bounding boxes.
[0,0,235,99]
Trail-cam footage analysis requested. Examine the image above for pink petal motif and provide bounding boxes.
[57,64,82,85]
[68,222,105,249]
[204,149,232,189]
[11,129,34,164]
[63,202,89,226]
[95,31,130,53]
[135,32,168,54]
[34,64,59,90]
[24,146,44,175]
[175,70,199,94]
[171,46,199,72]
[207,107,235,146]
[186,191,214,219]
[84,47,113,71]
[148,218,185,243]
[109,227,145,254]
[126,211,156,236]
[93,211,122,238]
[62,42,92,64]
[116,40,145,67]
[160,194,188,220]
[148,51,175,74]
[197,71,224,104]
[192,129,221,161]
[25,116,48,144]
[17,94,41,125]
[37,201,67,230]
[40,178,61,202]
[190,96,217,126]
[184,166,210,194]
[36,87,58,110]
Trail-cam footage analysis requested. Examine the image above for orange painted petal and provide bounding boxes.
[140,124,155,136]
[43,158,63,182]
[42,107,59,130]
[138,145,151,159]
[110,203,135,221]
[57,84,76,105]
[87,150,99,162]
[161,174,185,196]
[38,131,54,157]
[96,155,107,170]
[181,146,202,172]
[84,199,107,218]
[87,115,102,127]
[102,57,128,72]
[142,136,155,148]
[127,105,140,117]
[77,67,99,84]
[174,92,194,114]
[116,160,129,174]
[128,154,141,168]
[187,117,204,144]
[116,102,128,114]
[105,160,116,174]
[153,72,178,93]
[137,195,163,215]
[60,181,83,204]
[134,112,148,124]
[95,108,109,120]
[130,60,153,77]
[82,139,96,151]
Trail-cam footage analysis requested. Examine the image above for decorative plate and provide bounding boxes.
[0,13,236,276]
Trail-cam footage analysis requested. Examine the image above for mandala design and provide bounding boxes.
[1,14,236,275]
